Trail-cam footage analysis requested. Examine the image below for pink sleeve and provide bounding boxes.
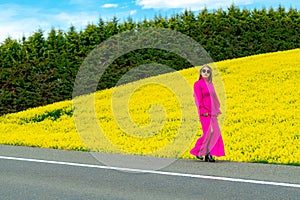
[212,85,222,114]
[194,81,208,114]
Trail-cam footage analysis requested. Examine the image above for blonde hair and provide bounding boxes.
[198,65,212,82]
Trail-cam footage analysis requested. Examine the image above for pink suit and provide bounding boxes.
[190,78,225,157]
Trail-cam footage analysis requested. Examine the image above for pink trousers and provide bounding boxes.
[190,115,225,157]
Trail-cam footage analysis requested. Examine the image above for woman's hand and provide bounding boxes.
[202,112,209,117]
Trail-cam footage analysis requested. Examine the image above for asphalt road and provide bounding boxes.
[0,145,299,200]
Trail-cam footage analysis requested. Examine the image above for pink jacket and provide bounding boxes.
[194,78,221,116]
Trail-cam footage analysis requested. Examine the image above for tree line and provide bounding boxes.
[1,5,299,115]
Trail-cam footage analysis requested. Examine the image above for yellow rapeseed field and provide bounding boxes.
[0,49,299,165]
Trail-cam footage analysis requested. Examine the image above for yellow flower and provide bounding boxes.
[0,48,299,165]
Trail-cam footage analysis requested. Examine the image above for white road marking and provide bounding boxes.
[1,155,299,188]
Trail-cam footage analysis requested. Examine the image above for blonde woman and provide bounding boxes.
[190,65,225,162]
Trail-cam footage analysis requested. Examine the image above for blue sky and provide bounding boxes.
[0,0,299,43]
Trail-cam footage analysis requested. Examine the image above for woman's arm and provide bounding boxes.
[212,84,222,115]
[194,81,209,115]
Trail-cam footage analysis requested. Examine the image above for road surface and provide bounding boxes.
[0,145,299,199]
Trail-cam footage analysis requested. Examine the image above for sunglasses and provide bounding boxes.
[201,69,211,74]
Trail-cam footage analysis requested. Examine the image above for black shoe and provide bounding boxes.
[196,156,204,160]
[205,154,215,162]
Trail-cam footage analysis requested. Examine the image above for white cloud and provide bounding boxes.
[0,3,99,43]
[52,12,99,28]
[0,19,44,43]
[101,3,118,8]
[135,0,253,10]
[129,10,137,15]
[0,4,43,43]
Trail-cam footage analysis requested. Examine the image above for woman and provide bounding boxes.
[190,65,225,162]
